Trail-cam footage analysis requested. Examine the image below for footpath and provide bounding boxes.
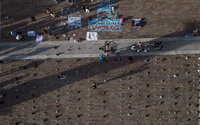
[0,36,200,61]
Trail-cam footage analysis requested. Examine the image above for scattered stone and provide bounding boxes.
[174,74,178,78]
[58,74,67,80]
[175,87,179,90]
[146,95,150,98]
[33,73,38,76]
[146,72,150,75]
[128,57,133,62]
[128,86,132,89]
[160,101,164,104]
[145,114,150,117]
[56,104,60,108]
[160,88,164,91]
[175,95,179,99]
[56,52,63,56]
[145,105,150,108]
[15,122,21,125]
[67,48,71,52]
[56,110,59,113]
[56,114,61,118]
[56,60,62,64]
[162,58,166,61]
[77,114,82,118]
[43,119,48,122]
[103,114,109,118]
[187,111,191,114]
[146,59,150,62]
[63,34,66,38]
[161,80,166,83]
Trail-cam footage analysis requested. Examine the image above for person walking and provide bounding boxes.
[85,6,90,13]
[92,82,97,89]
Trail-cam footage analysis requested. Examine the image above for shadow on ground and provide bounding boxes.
[0,22,200,115]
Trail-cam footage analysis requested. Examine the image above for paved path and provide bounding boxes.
[0,0,1,39]
[0,36,200,61]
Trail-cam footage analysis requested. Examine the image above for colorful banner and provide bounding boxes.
[88,1,122,32]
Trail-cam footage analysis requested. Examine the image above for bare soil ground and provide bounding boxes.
[0,55,199,125]
[1,0,200,42]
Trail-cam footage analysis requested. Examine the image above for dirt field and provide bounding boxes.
[1,0,200,42]
[0,55,199,125]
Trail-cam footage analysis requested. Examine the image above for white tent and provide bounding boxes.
[86,32,98,41]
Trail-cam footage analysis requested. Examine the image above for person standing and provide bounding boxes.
[85,6,90,13]
[92,82,97,89]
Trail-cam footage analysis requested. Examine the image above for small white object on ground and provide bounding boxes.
[74,39,77,43]
[174,74,178,78]
[104,80,107,82]
[63,34,66,38]
[131,46,136,50]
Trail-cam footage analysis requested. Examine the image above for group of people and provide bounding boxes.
[131,41,163,53]
[99,41,115,62]
[81,5,90,13]
[99,41,115,53]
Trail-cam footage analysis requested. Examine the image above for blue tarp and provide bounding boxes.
[28,31,36,36]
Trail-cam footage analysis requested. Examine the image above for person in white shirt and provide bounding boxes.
[85,6,90,13]
[85,8,90,13]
